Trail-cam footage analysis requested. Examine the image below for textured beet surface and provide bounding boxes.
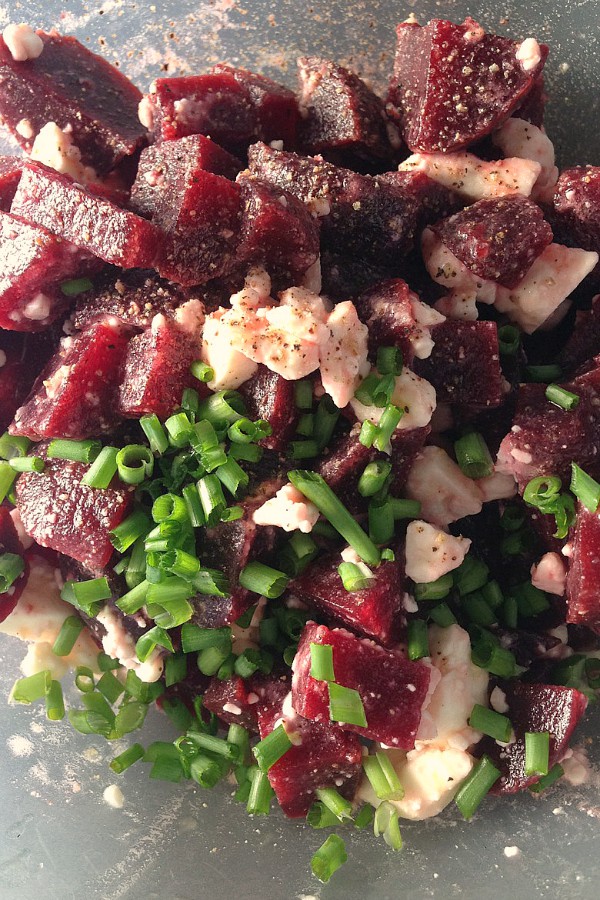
[355,278,429,365]
[0,31,146,174]
[514,75,547,128]
[320,249,395,301]
[413,320,504,408]
[238,366,299,452]
[11,163,160,269]
[15,447,133,571]
[482,682,587,793]
[566,504,600,628]
[11,321,130,440]
[317,428,377,511]
[0,157,23,210]
[203,675,262,732]
[376,169,460,230]
[432,196,553,288]
[558,296,600,374]
[0,332,52,432]
[387,18,547,153]
[257,676,362,817]
[553,166,600,256]
[0,506,28,623]
[292,623,430,748]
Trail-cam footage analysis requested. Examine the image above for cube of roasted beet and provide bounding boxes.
[566,503,600,629]
[317,427,376,511]
[15,447,133,570]
[297,57,399,165]
[0,31,146,174]
[514,75,547,128]
[235,174,319,282]
[389,426,431,492]
[257,677,362,817]
[320,249,395,301]
[0,157,22,210]
[0,332,52,431]
[377,169,460,232]
[292,623,431,748]
[355,278,430,365]
[431,196,553,288]
[238,366,299,452]
[558,296,600,375]
[0,506,28,623]
[480,682,587,793]
[387,18,547,153]
[553,166,600,257]
[412,320,503,408]
[290,551,404,646]
[496,364,600,488]
[11,321,130,440]
[11,163,160,268]
[0,210,98,331]
[211,64,300,148]
[203,675,262,732]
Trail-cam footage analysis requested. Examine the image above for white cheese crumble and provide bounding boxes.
[492,118,558,203]
[2,24,44,62]
[103,784,125,809]
[95,605,163,683]
[252,482,319,533]
[490,686,509,714]
[404,520,471,583]
[22,292,52,321]
[531,552,567,596]
[516,38,542,72]
[504,846,521,859]
[319,301,370,408]
[399,151,541,202]
[405,446,484,526]
[138,96,155,130]
[476,471,518,503]
[31,122,98,185]
[350,367,436,434]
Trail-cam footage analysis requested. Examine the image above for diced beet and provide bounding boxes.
[558,295,600,374]
[289,551,404,646]
[514,75,547,128]
[15,447,133,571]
[320,249,395,301]
[118,316,202,420]
[297,56,399,165]
[238,365,299,452]
[211,64,300,148]
[0,31,145,174]
[0,506,28,623]
[389,426,431,492]
[257,676,362,817]
[0,332,50,431]
[11,162,160,268]
[248,141,346,205]
[235,174,319,282]
[0,209,98,331]
[292,623,431,748]
[496,364,600,488]
[203,675,262,732]
[413,320,504,408]
[11,321,130,440]
[377,169,461,231]
[481,682,587,793]
[317,427,376,511]
[0,157,22,210]
[387,18,547,153]
[553,166,600,257]
[431,196,553,288]
[354,278,429,365]
[566,504,600,628]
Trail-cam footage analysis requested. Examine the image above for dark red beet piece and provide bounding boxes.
[431,196,553,288]
[481,682,587,793]
[320,249,395,301]
[257,676,362,817]
[355,278,430,365]
[387,18,547,153]
[0,210,98,331]
[413,320,504,408]
[297,56,400,165]
[553,166,600,257]
[377,169,461,232]
[566,503,600,628]
[0,332,53,431]
[11,163,160,268]
[238,366,299,452]
[235,174,320,282]
[558,295,600,374]
[514,75,547,128]
[0,31,146,174]
[496,363,600,488]
[11,321,130,440]
[203,675,262,732]
[0,506,28,623]
[292,623,431,748]
[0,156,22,209]
[15,447,133,571]
[289,551,404,646]
[389,426,431,492]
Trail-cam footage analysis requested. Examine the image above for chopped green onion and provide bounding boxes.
[311,834,347,883]
[314,787,353,823]
[190,360,215,383]
[182,482,205,527]
[0,462,17,502]
[181,624,231,654]
[570,463,600,513]
[407,618,429,660]
[96,670,125,704]
[373,404,403,452]
[47,438,101,464]
[481,580,504,610]
[80,445,119,489]
[147,743,184,783]
[197,390,245,426]
[0,433,31,459]
[152,493,189,524]
[462,592,497,627]
[502,595,518,629]
[390,498,422,520]
[239,561,289,599]
[377,346,403,376]
[198,644,231,677]
[526,364,562,383]
[61,277,93,296]
[455,754,501,819]
[191,568,229,596]
[296,413,315,438]
[363,752,404,801]
[181,387,200,418]
[72,576,112,609]
[9,455,45,473]
[11,670,51,704]
[523,475,562,510]
[529,763,564,793]
[110,743,145,774]
[116,444,154,485]
[140,414,169,454]
[228,418,259,444]
[524,731,550,777]
[368,497,395,544]
[114,701,146,737]
[468,704,512,743]
[52,615,84,657]
[97,652,121,672]
[161,548,200,580]
[358,460,392,498]
[45,680,65,721]
[545,383,579,410]
[359,419,379,448]
[337,561,372,592]
[116,579,150,616]
[454,432,494,479]
[498,324,520,356]
[74,667,95,693]
[454,555,489,597]
[373,801,403,850]
[514,581,550,618]
[313,396,340,449]
[110,508,151,553]
[500,504,526,532]
[283,645,297,667]
[354,805,375,830]
[414,574,453,602]
[472,642,517,678]
[0,552,24,592]
[328,682,367,728]
[197,474,227,526]
[227,724,250,764]
[354,371,382,405]
[310,643,335,682]
[215,456,249,496]
[252,724,292,772]
[188,753,223,789]
[307,802,340,829]
[428,602,457,627]
[290,440,319,460]
[187,730,241,762]
[381,548,395,561]
[164,653,187,688]
[280,531,318,576]
[164,412,194,448]
[246,766,273,815]
[294,380,313,410]
[135,626,173,663]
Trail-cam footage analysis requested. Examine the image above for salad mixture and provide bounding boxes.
[1,15,600,884]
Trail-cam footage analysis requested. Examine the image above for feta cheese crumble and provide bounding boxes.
[404,520,471,583]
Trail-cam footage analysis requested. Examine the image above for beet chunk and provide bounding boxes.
[412,320,504,408]
[553,166,600,257]
[320,249,394,301]
[15,447,133,571]
[0,157,22,210]
[0,210,97,331]
[203,675,262,732]
[431,196,553,288]
[0,31,145,174]
[566,504,600,629]
[289,551,404,646]
[292,623,431,748]
[496,364,600,488]
[387,18,547,153]
[11,321,130,440]
[238,366,299,452]
[257,676,362,817]
[514,75,547,128]
[317,427,376,510]
[558,296,600,375]
[235,174,320,282]
[297,56,400,165]
[481,682,587,793]
[377,169,460,232]
[0,506,28,623]
[355,278,432,365]
[0,332,54,432]
[11,163,160,268]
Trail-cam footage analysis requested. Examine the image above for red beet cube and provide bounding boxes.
[235,174,320,282]
[566,504,600,628]
[317,427,377,511]
[290,551,404,646]
[118,316,201,420]
[553,166,600,256]
[0,210,97,331]
[203,675,262,732]
[0,157,23,210]
[355,278,430,365]
[11,163,160,268]
[0,332,52,431]
[320,249,394,301]
[389,426,431,492]
[0,31,146,174]
[387,18,547,153]
[15,447,133,571]
[238,365,299,452]
[297,56,399,165]
[432,196,553,288]
[257,678,362,817]
[292,623,431,748]
[11,321,130,440]
[558,295,600,375]
[413,320,504,408]
[377,169,461,231]
[514,75,547,128]
[0,506,28,623]
[481,682,587,793]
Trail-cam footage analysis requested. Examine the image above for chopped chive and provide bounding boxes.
[72,576,112,607]
[161,548,200,580]
[0,434,31,459]
[197,474,227,526]
[328,682,367,728]
[116,445,154,485]
[454,555,489,597]
[124,670,164,704]
[116,579,150,616]
[354,804,375,830]
[96,670,125,704]
[181,624,231,654]
[455,754,501,819]
[230,443,263,464]
[110,743,145,774]
[239,561,289,599]
[368,497,395,544]
[52,615,85,656]
[11,670,51,704]
[61,277,93,296]
[152,493,189,524]
[311,834,347,883]
[363,752,404,801]
[526,364,562,383]
[502,595,518,629]
[373,801,403,850]
[524,731,550,777]
[407,618,429,660]
[215,456,249,496]
[545,383,579,410]
[187,730,241,762]
[354,371,382,405]
[381,548,395,561]
[246,766,273,815]
[234,648,273,679]
[147,744,184,783]
[529,762,564,793]
[390,498,422,520]
[498,323,520,356]
[468,704,512,743]
[47,438,101,464]
[414,573,453,602]
[472,642,517,678]
[0,462,17,502]
[81,445,119,489]
[338,561,372,592]
[290,439,319,459]
[181,387,200,418]
[140,414,169,454]
[147,594,194,630]
[198,644,231,677]
[296,413,315,438]
[359,419,379,448]
[182,482,206,527]
[227,724,250,764]
[428,602,457,627]
[280,531,318,576]
[197,390,245,426]
[307,802,340,829]
[135,626,173,663]
[252,724,292,772]
[570,463,600,513]
[462,592,497,627]
[373,404,403,452]
[97,652,121,672]
[377,346,403,376]
[313,396,340,449]
[189,753,223,789]
[227,417,258,443]
[9,455,45,473]
[164,653,187,688]
[358,460,392,498]
[481,580,504,610]
[500,504,526,532]
[75,667,95,693]
[110,508,151,553]
[294,379,313,410]
[513,581,550,618]
[114,699,148,736]
[315,787,353,823]
[192,568,229,596]
[283,645,297,667]
[190,360,215,383]
[45,680,65,721]
[164,411,194,448]
[454,432,494,479]
[0,552,25,592]
[310,643,335,682]
[523,475,562,510]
